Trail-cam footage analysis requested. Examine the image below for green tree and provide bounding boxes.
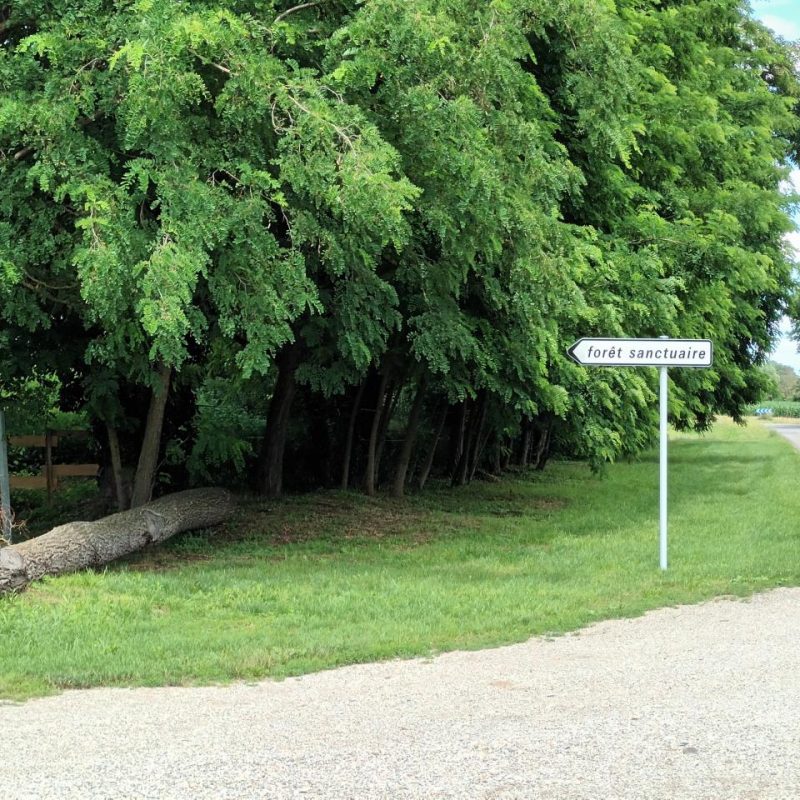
[1,1,416,503]
[1,0,797,502]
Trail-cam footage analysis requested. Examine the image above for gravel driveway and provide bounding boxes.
[2,588,799,799]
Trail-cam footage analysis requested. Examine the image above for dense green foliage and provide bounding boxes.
[1,1,798,500]
[1,419,798,700]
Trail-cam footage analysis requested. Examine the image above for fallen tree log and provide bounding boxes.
[0,488,235,594]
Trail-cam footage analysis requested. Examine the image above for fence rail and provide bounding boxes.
[7,430,98,494]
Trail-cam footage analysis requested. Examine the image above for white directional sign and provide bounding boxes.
[567,337,713,368]
[567,335,714,572]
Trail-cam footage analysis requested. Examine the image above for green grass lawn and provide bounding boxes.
[1,418,799,701]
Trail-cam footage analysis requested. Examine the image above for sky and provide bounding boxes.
[752,0,800,41]
[750,1,800,369]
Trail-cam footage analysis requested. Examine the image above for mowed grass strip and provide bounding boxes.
[1,418,798,701]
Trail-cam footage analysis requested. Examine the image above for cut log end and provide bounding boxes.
[0,547,27,593]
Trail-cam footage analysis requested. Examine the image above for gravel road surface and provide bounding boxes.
[2,588,800,799]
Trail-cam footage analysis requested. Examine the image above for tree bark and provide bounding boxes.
[502,438,513,471]
[417,401,448,491]
[340,380,367,490]
[452,434,470,486]
[449,400,468,479]
[0,488,235,594]
[106,423,129,511]
[365,371,389,496]
[519,420,533,467]
[532,423,552,471]
[373,381,401,486]
[453,392,486,486]
[491,437,503,476]
[257,343,300,499]
[391,375,427,498]
[130,365,172,508]
[468,402,491,483]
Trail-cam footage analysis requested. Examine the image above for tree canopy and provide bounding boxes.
[1,0,798,503]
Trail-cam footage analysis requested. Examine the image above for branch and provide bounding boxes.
[286,94,355,150]
[20,279,72,306]
[23,270,77,292]
[6,115,100,163]
[188,48,232,76]
[13,146,34,161]
[274,2,321,25]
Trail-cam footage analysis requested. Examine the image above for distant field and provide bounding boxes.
[747,401,800,418]
[1,418,799,701]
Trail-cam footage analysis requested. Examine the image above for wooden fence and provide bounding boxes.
[8,430,99,495]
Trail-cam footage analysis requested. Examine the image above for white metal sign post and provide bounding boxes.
[567,337,714,570]
[0,410,11,543]
[660,363,667,570]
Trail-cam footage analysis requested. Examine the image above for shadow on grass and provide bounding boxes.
[104,426,790,575]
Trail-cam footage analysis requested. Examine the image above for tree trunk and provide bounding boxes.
[391,375,427,498]
[452,432,471,486]
[519,420,533,467]
[453,392,486,486]
[341,380,367,490]
[468,405,491,482]
[417,402,448,491]
[0,488,234,595]
[257,344,299,499]
[106,423,129,511]
[373,382,401,487]
[532,424,552,471]
[491,437,503,475]
[130,365,172,509]
[502,438,513,471]
[449,400,468,478]
[365,371,389,496]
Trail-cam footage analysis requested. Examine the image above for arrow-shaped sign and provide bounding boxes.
[567,337,713,368]
[567,335,714,571]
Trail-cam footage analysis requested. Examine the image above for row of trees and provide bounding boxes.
[2,0,799,506]
[760,361,800,402]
